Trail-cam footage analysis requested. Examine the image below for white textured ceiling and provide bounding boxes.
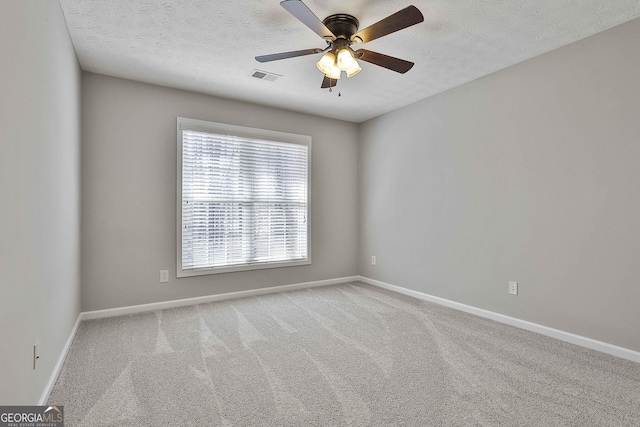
[59,0,640,123]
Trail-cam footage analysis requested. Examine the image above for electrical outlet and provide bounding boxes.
[371,256,376,265]
[509,281,518,295]
[33,342,39,370]
[160,270,169,283]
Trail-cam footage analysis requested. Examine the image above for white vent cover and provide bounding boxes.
[250,69,281,82]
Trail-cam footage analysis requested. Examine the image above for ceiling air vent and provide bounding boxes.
[250,69,281,82]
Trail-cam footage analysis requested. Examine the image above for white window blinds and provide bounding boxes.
[177,118,310,276]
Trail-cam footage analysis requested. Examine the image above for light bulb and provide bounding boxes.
[316,52,336,75]
[337,49,354,70]
[345,60,362,78]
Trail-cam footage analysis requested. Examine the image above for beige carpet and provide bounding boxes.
[49,282,640,426]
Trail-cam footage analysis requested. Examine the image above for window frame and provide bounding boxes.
[176,117,312,278]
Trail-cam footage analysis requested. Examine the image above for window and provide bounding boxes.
[177,118,311,277]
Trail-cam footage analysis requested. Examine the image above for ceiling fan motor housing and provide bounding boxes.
[322,14,359,40]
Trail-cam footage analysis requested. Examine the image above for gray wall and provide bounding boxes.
[359,18,640,352]
[81,73,358,311]
[0,1,82,404]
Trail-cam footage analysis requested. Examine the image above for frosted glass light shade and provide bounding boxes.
[325,65,341,80]
[316,52,336,75]
[337,49,354,70]
[345,60,362,78]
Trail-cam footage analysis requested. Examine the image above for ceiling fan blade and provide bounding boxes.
[355,49,414,73]
[321,75,337,89]
[280,0,336,40]
[351,5,424,44]
[255,48,323,63]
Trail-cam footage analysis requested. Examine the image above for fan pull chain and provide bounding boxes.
[326,78,341,97]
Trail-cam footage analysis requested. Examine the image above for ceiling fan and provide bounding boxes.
[255,0,424,89]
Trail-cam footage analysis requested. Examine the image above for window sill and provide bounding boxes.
[177,258,311,278]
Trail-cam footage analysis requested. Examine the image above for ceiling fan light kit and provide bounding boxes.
[255,0,424,89]
[317,49,359,80]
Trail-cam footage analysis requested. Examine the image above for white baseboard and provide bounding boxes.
[358,275,640,364]
[38,313,82,405]
[81,276,360,321]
